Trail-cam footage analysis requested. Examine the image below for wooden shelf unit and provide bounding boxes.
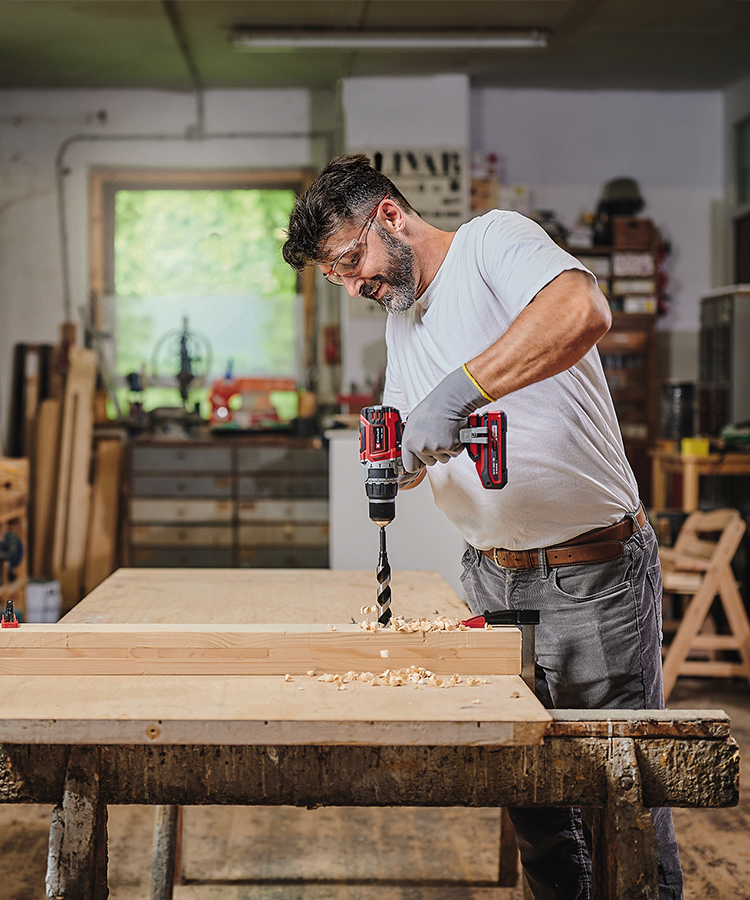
[570,244,662,505]
[125,436,330,569]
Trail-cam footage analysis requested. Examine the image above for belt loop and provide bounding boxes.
[630,503,646,547]
[538,547,548,577]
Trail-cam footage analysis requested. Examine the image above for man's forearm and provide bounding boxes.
[466,269,611,400]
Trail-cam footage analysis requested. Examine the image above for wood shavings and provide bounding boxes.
[360,605,374,615]
[327,624,337,631]
[306,670,316,677]
[358,615,468,633]
[510,691,521,698]
[467,677,489,686]
[284,674,293,682]
[380,649,389,658]
[313,666,474,689]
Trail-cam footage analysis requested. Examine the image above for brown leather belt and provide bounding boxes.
[481,506,647,570]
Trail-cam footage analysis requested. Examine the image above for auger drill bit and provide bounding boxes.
[376,525,392,626]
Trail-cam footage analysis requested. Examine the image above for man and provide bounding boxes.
[283,154,682,900]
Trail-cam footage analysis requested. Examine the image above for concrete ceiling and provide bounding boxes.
[0,1,749,93]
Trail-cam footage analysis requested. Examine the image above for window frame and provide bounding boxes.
[88,167,316,387]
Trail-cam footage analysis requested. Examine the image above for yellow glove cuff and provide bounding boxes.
[462,364,494,402]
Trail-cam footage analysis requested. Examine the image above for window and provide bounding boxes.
[89,169,314,415]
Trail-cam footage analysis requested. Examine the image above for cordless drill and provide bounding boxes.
[359,407,403,625]
[359,405,507,625]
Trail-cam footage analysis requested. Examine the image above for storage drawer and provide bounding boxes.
[131,525,234,548]
[131,499,233,524]
[237,446,328,474]
[238,499,329,523]
[131,548,234,567]
[132,446,232,473]
[597,330,648,352]
[238,523,329,548]
[132,476,232,498]
[238,475,328,499]
[238,547,329,568]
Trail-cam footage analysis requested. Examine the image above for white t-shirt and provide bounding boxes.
[382,210,640,551]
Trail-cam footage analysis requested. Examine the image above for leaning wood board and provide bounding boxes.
[0,672,547,746]
[0,622,521,676]
[64,568,470,625]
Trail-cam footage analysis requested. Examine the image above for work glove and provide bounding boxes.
[401,366,491,473]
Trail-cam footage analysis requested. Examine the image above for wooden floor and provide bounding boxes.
[2,677,749,900]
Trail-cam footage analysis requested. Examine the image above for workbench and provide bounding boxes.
[0,568,739,900]
[650,447,750,511]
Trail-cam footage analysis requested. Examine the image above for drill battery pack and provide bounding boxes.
[461,411,508,490]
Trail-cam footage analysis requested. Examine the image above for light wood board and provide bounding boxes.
[83,438,123,594]
[0,672,547,746]
[0,568,548,747]
[64,568,470,625]
[52,346,97,605]
[0,622,521,676]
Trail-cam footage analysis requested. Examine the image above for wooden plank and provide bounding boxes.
[83,439,123,595]
[0,673,546,746]
[52,347,97,609]
[0,622,521,676]
[64,568,470,625]
[549,708,731,739]
[0,734,737,809]
[31,398,61,577]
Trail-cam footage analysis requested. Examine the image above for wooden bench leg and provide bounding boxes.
[591,737,658,900]
[151,805,183,900]
[46,746,108,900]
[497,807,520,886]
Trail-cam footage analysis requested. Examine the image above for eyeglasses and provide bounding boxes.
[323,194,389,285]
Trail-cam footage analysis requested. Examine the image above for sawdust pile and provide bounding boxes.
[313,667,488,690]
[358,614,477,633]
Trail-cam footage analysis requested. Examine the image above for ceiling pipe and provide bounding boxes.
[162,0,205,136]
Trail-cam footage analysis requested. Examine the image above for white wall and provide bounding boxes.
[327,429,468,598]
[0,87,316,446]
[340,75,471,393]
[471,88,725,341]
[724,74,750,280]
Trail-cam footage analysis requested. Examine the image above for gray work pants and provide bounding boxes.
[460,515,683,900]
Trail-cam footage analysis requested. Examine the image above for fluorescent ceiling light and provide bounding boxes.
[230,30,548,51]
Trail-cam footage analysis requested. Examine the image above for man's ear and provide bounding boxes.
[380,198,407,234]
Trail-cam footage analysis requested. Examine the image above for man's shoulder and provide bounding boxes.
[461,209,541,244]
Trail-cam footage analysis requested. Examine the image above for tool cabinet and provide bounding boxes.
[125,437,329,568]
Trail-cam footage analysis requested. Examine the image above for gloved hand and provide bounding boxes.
[398,467,427,490]
[401,366,491,473]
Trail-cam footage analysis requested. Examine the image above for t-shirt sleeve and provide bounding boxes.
[479,212,593,318]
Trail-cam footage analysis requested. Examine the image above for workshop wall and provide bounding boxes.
[472,87,725,384]
[0,87,317,444]
[0,81,737,442]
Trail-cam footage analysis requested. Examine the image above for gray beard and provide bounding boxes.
[360,223,417,314]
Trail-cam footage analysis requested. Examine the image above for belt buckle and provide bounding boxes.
[491,547,504,568]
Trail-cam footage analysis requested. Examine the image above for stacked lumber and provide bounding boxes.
[8,324,124,613]
[0,458,29,614]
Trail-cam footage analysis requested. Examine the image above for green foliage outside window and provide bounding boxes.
[113,189,298,412]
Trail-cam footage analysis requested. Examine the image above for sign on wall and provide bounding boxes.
[358,148,468,228]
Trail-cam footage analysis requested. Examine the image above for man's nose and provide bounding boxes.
[343,276,364,298]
